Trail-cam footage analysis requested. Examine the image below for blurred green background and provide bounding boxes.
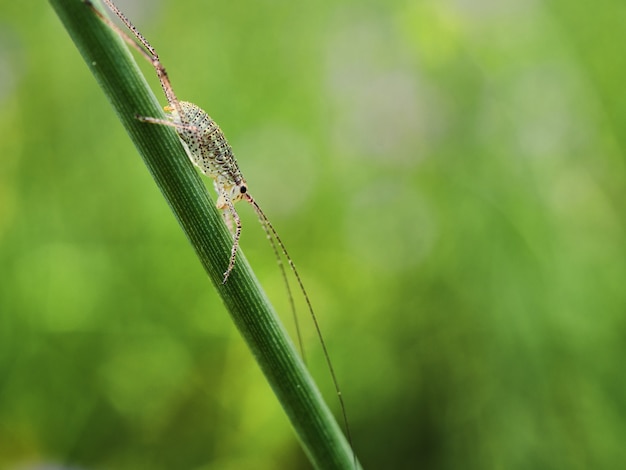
[2,0,626,468]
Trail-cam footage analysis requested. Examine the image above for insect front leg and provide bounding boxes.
[217,192,242,284]
[214,181,235,234]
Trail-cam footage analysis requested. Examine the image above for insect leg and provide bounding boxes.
[214,181,235,235]
[84,0,183,117]
[221,196,242,284]
[135,115,200,134]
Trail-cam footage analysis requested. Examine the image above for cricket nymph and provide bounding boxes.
[166,101,248,210]
[88,1,355,458]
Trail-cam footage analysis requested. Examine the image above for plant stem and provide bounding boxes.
[50,0,359,468]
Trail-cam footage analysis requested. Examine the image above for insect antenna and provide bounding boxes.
[256,209,305,362]
[244,194,354,456]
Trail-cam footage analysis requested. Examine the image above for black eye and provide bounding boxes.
[240,186,247,194]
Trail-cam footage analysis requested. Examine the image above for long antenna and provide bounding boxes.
[257,215,306,362]
[245,194,354,456]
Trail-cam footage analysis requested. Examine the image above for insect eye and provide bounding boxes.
[240,186,247,194]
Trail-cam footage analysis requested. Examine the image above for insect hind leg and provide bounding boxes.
[85,0,182,113]
[84,0,157,66]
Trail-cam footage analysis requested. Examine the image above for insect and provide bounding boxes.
[84,0,353,460]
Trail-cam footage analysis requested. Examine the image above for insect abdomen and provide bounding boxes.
[176,101,242,185]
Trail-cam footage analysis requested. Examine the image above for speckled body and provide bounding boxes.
[169,101,248,209]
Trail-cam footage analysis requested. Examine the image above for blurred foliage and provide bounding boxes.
[1,0,626,469]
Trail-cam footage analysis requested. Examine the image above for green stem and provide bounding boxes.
[49,0,359,468]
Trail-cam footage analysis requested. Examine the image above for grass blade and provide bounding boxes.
[49,0,359,468]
